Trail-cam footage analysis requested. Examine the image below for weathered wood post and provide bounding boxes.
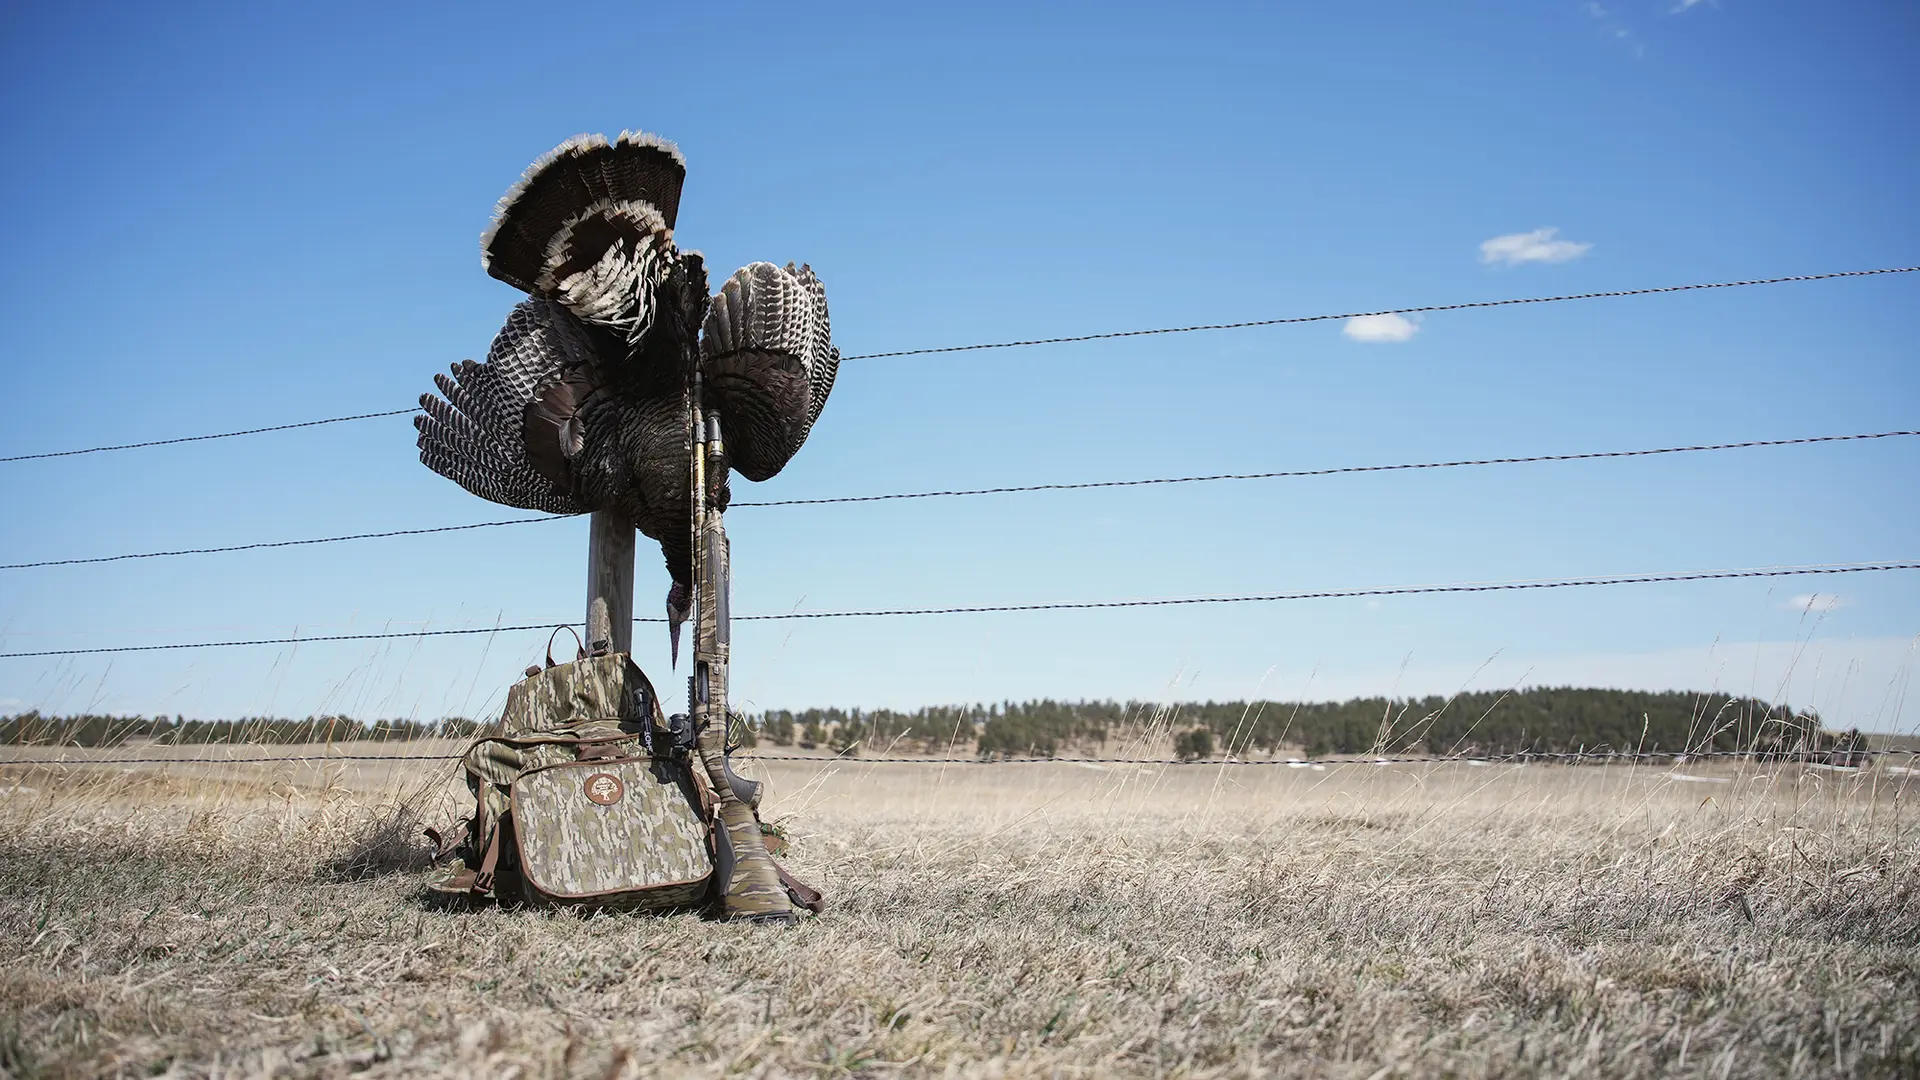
[585,510,636,653]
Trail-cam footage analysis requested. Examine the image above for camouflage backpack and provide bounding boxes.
[426,631,819,913]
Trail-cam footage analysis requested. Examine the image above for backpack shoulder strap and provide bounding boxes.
[471,814,506,896]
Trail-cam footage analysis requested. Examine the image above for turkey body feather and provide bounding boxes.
[416,130,838,645]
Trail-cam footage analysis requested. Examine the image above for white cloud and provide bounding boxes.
[1343,313,1420,343]
[1579,2,1645,56]
[1785,593,1847,614]
[1671,0,1710,12]
[1479,227,1592,266]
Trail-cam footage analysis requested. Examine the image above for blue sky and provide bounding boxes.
[1,1,1915,730]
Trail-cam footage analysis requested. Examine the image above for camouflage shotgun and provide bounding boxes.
[688,375,795,923]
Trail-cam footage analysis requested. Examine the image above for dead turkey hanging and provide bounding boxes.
[413,132,840,661]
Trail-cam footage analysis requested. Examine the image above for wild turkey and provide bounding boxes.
[415,132,840,661]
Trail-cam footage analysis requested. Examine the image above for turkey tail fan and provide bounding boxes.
[699,262,837,482]
[414,299,597,515]
[534,198,675,343]
[481,131,687,294]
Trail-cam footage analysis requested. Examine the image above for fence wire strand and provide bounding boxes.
[0,516,560,570]
[1,560,1913,659]
[841,266,1920,359]
[3,266,1910,464]
[733,429,1920,507]
[7,430,1914,570]
[0,409,418,464]
[0,748,1911,767]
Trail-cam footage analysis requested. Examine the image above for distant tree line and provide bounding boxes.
[745,688,1865,761]
[3,688,1870,761]
[753,705,993,756]
[0,712,488,747]
[1153,688,1853,760]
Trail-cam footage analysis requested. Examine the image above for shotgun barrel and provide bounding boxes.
[688,391,794,923]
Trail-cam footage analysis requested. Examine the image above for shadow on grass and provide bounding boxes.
[319,801,438,882]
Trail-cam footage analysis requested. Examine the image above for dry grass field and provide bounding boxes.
[1,742,1916,1078]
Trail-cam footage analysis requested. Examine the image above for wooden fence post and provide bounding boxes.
[585,510,636,654]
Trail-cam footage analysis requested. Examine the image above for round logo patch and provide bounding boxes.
[584,772,624,806]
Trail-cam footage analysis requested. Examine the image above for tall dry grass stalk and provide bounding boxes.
[1,743,1915,1078]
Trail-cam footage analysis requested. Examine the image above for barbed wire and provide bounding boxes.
[0,409,418,464]
[841,266,1919,360]
[731,561,1920,622]
[1,560,1913,659]
[731,429,1920,508]
[1,747,1911,768]
[0,753,463,765]
[750,750,1919,765]
[3,266,1910,465]
[0,621,572,659]
[0,516,560,571]
[7,429,1913,571]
